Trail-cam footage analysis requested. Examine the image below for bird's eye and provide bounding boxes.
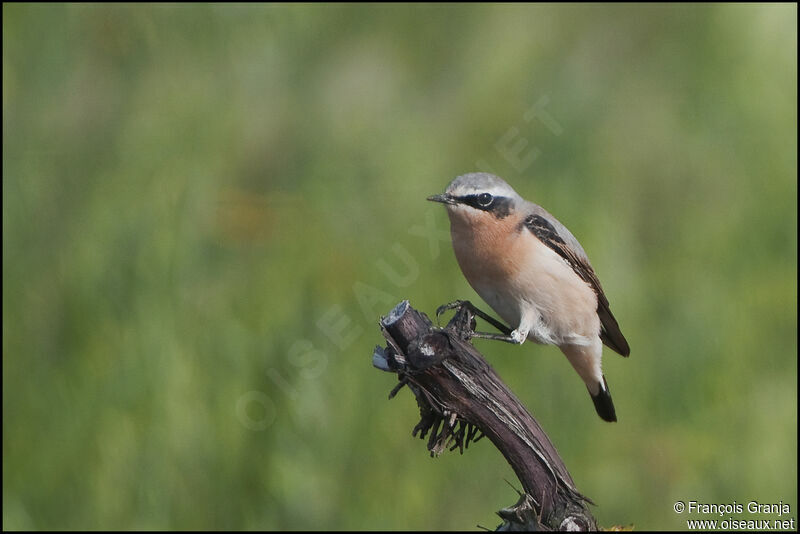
[477,193,493,207]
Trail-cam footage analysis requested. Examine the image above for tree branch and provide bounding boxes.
[373,300,598,531]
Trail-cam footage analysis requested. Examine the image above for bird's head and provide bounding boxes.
[427,173,522,223]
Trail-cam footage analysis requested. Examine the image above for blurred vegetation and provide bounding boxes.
[3,3,796,531]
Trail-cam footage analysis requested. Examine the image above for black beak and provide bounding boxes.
[427,193,456,205]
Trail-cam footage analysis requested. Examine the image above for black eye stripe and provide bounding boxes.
[458,194,490,209]
[455,194,513,219]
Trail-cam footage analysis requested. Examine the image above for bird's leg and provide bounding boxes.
[436,300,516,341]
[470,329,528,345]
[466,307,533,345]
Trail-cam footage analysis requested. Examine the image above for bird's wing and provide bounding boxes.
[523,208,630,356]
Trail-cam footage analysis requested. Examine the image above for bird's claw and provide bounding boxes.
[435,300,469,325]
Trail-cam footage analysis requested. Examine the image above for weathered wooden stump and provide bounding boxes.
[373,300,598,531]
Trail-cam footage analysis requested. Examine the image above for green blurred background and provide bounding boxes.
[3,3,796,530]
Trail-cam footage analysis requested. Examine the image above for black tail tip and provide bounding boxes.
[591,377,617,422]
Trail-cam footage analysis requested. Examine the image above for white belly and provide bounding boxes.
[460,235,599,347]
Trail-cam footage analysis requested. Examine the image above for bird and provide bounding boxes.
[428,172,629,422]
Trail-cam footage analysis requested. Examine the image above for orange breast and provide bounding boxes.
[449,210,527,288]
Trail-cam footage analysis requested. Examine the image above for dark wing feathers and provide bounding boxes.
[524,214,630,356]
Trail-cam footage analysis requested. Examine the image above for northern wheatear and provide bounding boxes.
[428,172,630,422]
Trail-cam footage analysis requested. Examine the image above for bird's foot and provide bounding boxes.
[435,300,470,325]
[435,300,512,336]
